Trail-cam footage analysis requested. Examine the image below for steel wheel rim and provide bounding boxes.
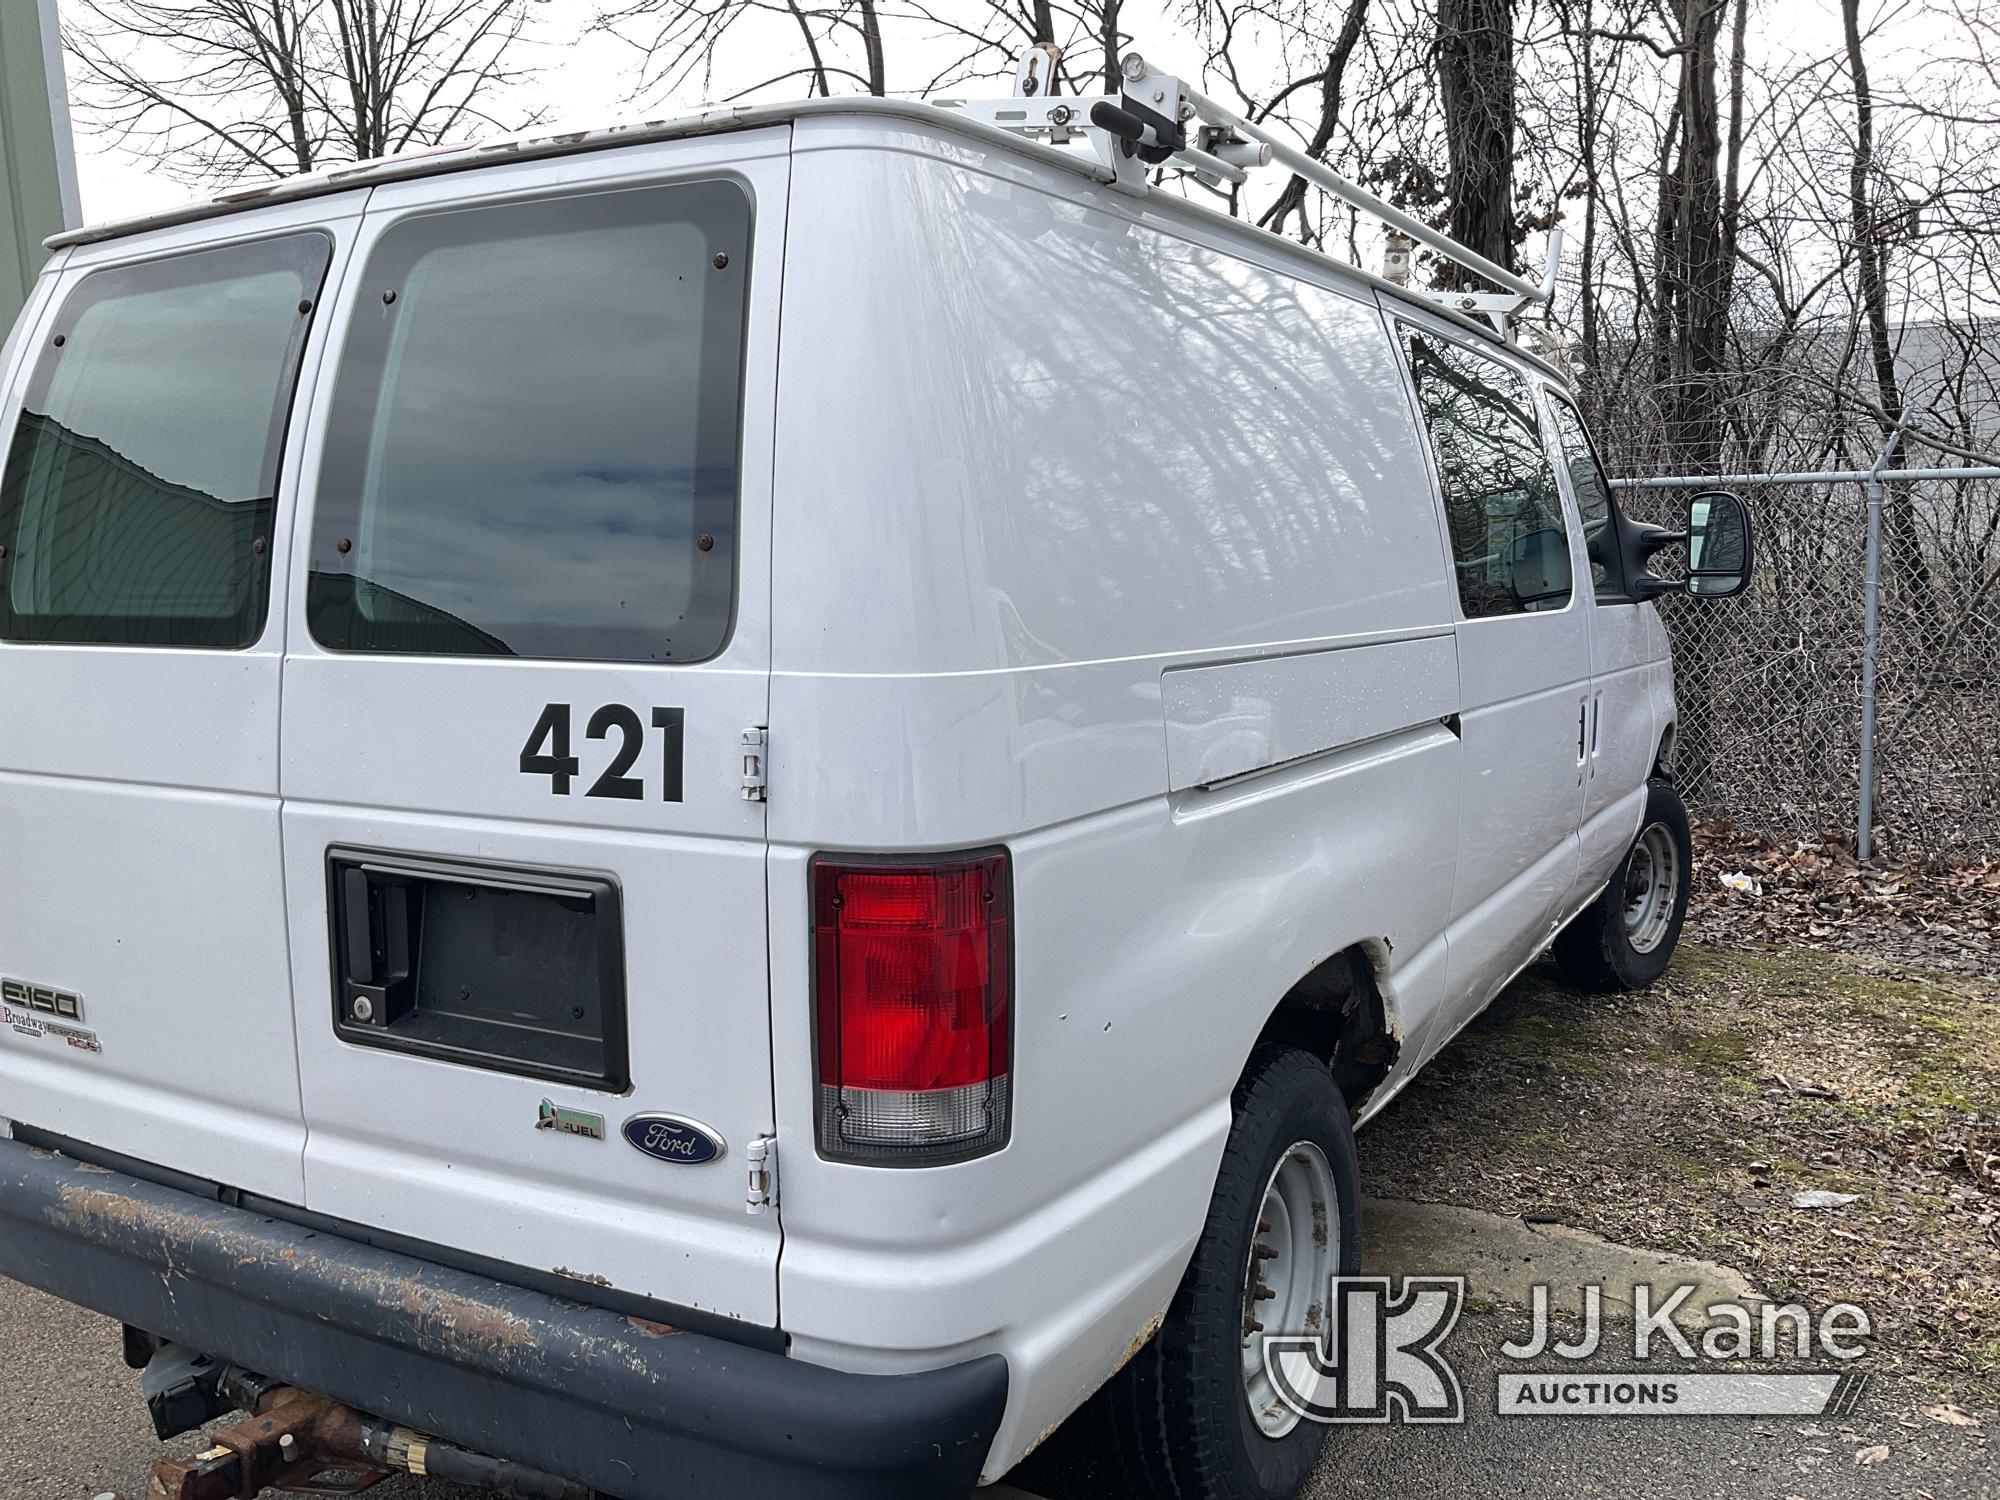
[1622,821,1680,954]
[1241,1139,1339,1440]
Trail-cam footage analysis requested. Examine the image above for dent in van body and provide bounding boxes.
[767,118,1463,1476]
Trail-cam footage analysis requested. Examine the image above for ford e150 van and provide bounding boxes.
[0,54,1752,1500]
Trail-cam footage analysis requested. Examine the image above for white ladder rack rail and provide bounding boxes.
[935,50,1563,347]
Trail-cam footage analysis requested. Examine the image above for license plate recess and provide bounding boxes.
[327,849,627,1091]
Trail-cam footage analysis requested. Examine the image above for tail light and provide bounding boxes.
[812,849,1012,1165]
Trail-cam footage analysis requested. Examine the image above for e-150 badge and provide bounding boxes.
[2,976,102,1054]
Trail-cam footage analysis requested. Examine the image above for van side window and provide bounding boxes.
[0,235,330,647]
[1404,331,1572,619]
[1544,392,1628,600]
[307,180,751,662]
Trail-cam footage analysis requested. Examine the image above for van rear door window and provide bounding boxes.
[306,181,751,662]
[0,235,330,647]
[1404,331,1572,619]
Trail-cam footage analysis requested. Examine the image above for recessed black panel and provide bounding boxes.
[327,849,627,1091]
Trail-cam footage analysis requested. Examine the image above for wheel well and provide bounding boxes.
[1253,946,1400,1116]
[1654,723,1677,779]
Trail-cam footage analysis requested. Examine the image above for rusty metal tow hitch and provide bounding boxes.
[147,1381,593,1500]
[149,1384,385,1498]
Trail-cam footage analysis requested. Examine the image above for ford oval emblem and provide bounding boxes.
[622,1114,726,1166]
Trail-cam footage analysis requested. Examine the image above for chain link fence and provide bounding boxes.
[1612,471,2000,863]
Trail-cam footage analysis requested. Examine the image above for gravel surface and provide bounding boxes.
[0,1280,497,1500]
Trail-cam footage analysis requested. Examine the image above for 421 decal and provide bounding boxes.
[520,704,685,802]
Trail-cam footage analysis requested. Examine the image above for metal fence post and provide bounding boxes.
[1856,425,1905,863]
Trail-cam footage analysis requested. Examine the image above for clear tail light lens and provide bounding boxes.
[812,849,1012,1164]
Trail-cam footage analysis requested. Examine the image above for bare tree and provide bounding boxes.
[1843,0,1931,596]
[599,0,905,101]
[66,0,544,186]
[1656,0,1736,475]
[1252,0,1371,242]
[1436,0,1517,280]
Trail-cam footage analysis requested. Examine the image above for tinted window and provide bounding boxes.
[0,235,329,646]
[1545,392,1626,599]
[308,181,751,661]
[1405,332,1571,619]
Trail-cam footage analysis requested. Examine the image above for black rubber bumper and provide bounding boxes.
[0,1137,1006,1499]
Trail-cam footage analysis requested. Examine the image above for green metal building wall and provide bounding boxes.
[2,0,76,326]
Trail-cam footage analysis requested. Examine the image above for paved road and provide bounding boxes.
[0,1277,472,1500]
[6,1273,1991,1500]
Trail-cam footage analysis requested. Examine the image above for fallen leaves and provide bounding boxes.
[1854,1444,1891,1466]
[1950,1130,2000,1193]
[1688,821,2000,977]
[1923,1403,1982,1427]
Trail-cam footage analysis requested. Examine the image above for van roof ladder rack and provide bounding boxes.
[935,48,1564,349]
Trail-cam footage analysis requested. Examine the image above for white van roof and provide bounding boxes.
[51,96,1567,379]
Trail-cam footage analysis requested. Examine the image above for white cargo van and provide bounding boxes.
[0,57,1751,1500]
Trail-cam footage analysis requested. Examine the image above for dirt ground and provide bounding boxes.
[1360,938,2000,1409]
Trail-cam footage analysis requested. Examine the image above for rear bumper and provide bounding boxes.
[0,1136,1006,1499]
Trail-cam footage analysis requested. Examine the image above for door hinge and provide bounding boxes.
[745,1133,777,1215]
[740,727,768,802]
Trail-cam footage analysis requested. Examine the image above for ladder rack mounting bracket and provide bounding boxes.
[933,46,1565,350]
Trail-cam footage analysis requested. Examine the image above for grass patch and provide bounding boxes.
[1667,1029,1750,1072]
[1638,1145,1725,1180]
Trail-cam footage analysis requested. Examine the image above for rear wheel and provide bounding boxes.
[1106,1045,1359,1499]
[1553,777,1692,991]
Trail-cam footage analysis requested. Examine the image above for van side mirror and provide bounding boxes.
[1628,489,1755,601]
[1685,490,1752,598]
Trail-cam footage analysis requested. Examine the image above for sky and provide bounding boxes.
[55,0,1941,229]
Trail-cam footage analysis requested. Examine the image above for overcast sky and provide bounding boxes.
[59,0,1937,228]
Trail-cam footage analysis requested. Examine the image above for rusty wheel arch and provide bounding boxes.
[1252,945,1401,1117]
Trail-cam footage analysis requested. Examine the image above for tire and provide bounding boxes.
[1553,777,1692,991]
[1105,1045,1361,1500]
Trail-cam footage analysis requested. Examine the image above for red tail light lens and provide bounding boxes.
[812,849,1011,1164]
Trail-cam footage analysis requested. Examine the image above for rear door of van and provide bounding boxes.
[276,132,788,1327]
[0,200,364,1200]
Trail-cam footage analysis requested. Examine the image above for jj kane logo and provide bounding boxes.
[1261,1277,1874,1424]
[1262,1276,1466,1424]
